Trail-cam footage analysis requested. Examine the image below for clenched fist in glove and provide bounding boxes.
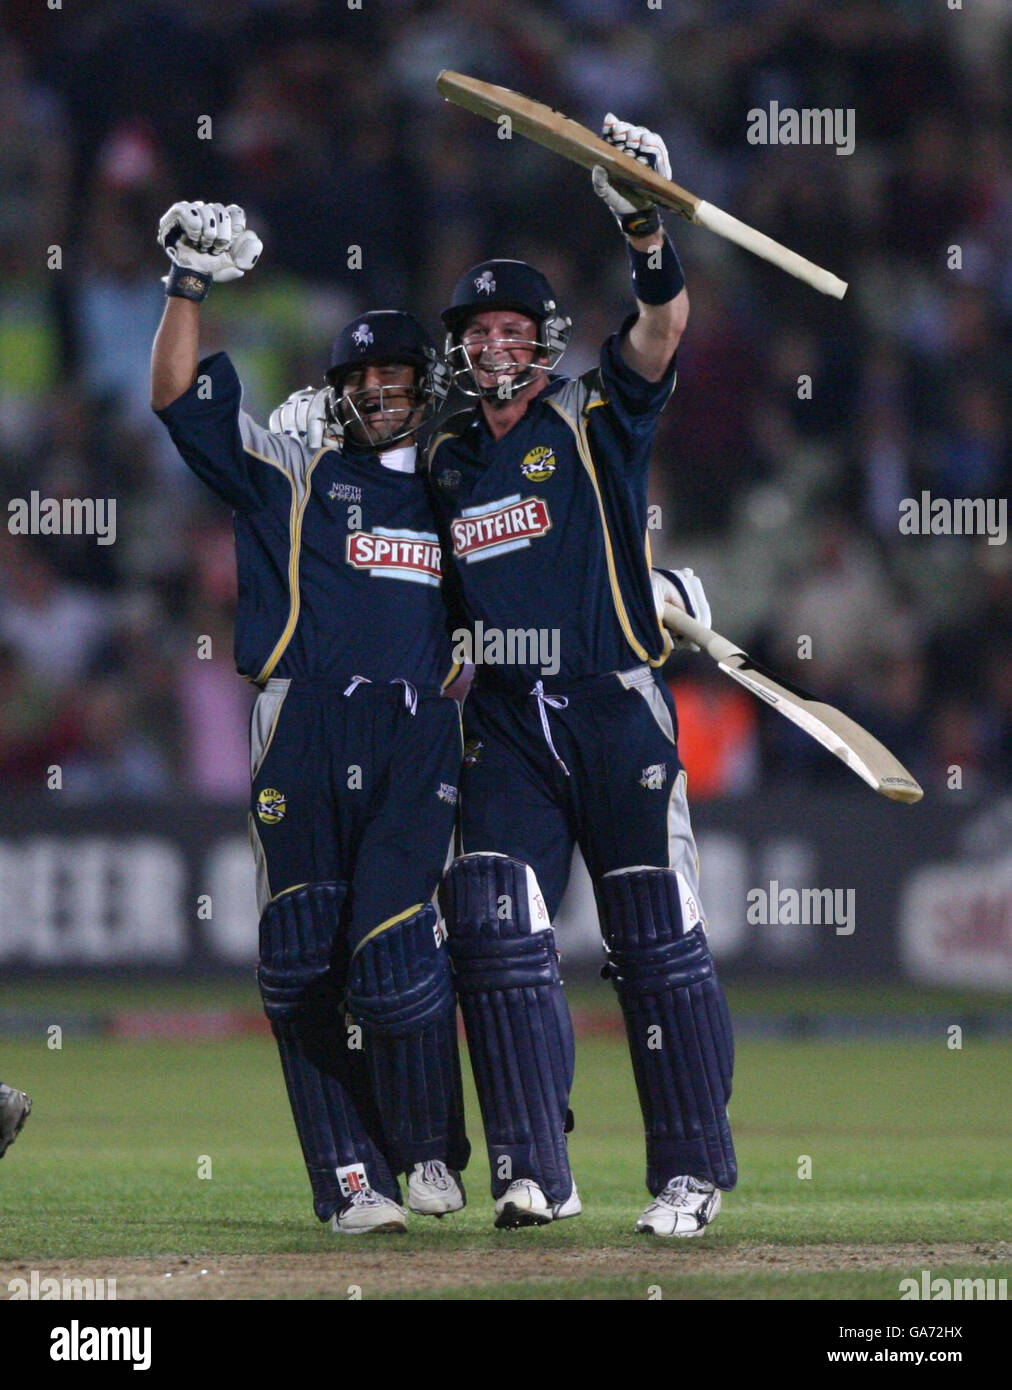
[651,567,711,653]
[592,114,671,239]
[269,387,340,450]
[157,201,262,300]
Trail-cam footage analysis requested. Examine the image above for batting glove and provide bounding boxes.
[592,114,671,238]
[268,387,339,450]
[158,201,262,298]
[652,567,711,652]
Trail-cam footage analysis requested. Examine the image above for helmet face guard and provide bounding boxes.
[443,319,570,401]
[329,352,450,449]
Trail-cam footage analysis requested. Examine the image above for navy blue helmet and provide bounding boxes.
[327,310,449,448]
[441,260,572,399]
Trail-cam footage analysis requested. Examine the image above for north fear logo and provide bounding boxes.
[351,323,374,347]
[346,529,442,585]
[437,782,458,805]
[520,446,557,483]
[451,495,552,563]
[640,763,667,790]
[327,481,362,502]
[437,468,462,492]
[475,270,496,294]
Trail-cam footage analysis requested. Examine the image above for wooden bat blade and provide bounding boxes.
[436,70,848,299]
[663,603,923,804]
[437,70,699,220]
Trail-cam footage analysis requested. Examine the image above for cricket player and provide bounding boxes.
[428,117,737,1234]
[0,1082,31,1157]
[150,201,469,1233]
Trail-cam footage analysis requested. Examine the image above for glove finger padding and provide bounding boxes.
[212,228,263,282]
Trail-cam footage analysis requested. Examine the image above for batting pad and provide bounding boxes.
[598,868,737,1193]
[258,882,400,1218]
[346,904,470,1175]
[441,854,576,1205]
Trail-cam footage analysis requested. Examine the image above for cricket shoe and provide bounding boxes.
[494,1178,582,1230]
[330,1190,408,1235]
[636,1176,721,1237]
[0,1085,31,1158]
[406,1161,465,1216]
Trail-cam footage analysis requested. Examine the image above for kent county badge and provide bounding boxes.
[257,787,287,824]
[520,445,556,483]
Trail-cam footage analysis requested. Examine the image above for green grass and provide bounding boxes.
[1,981,1009,1298]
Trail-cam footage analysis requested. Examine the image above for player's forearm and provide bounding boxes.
[621,231,688,381]
[150,297,201,411]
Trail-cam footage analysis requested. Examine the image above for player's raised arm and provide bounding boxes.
[592,115,688,382]
[150,201,262,409]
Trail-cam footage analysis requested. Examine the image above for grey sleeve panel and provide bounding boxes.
[548,371,605,431]
[239,411,321,503]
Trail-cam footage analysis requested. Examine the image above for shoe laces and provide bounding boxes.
[348,1188,391,1208]
[417,1161,452,1190]
[659,1176,715,1206]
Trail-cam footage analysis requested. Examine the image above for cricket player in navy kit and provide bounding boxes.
[150,200,469,1233]
[428,117,737,1234]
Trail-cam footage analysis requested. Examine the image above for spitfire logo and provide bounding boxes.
[346,527,442,586]
[451,494,552,563]
[520,446,557,483]
[257,787,287,824]
[475,270,496,294]
[351,323,374,348]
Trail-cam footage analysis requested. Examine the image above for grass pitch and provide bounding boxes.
[1,980,1009,1300]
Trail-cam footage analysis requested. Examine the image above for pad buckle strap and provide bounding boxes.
[530,679,570,777]
[343,674,418,715]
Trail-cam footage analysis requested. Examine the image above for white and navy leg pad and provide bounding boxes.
[258,883,399,1217]
[598,867,737,1193]
[346,904,469,1175]
[441,854,575,1205]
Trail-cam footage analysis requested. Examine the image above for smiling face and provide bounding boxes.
[339,360,424,448]
[460,310,546,395]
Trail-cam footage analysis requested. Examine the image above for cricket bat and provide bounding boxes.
[663,603,923,803]
[437,70,848,299]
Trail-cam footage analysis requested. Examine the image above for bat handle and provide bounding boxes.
[662,602,744,664]
[694,201,848,299]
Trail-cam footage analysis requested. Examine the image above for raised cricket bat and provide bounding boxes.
[437,70,847,300]
[663,604,923,803]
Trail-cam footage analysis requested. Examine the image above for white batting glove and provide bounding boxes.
[652,567,711,652]
[592,114,671,235]
[268,387,339,450]
[157,201,263,282]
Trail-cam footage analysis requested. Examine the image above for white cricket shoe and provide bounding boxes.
[330,1190,408,1235]
[406,1161,466,1216]
[494,1178,582,1229]
[636,1176,721,1237]
[0,1084,31,1159]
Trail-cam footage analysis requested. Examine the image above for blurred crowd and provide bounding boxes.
[1,0,1009,801]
